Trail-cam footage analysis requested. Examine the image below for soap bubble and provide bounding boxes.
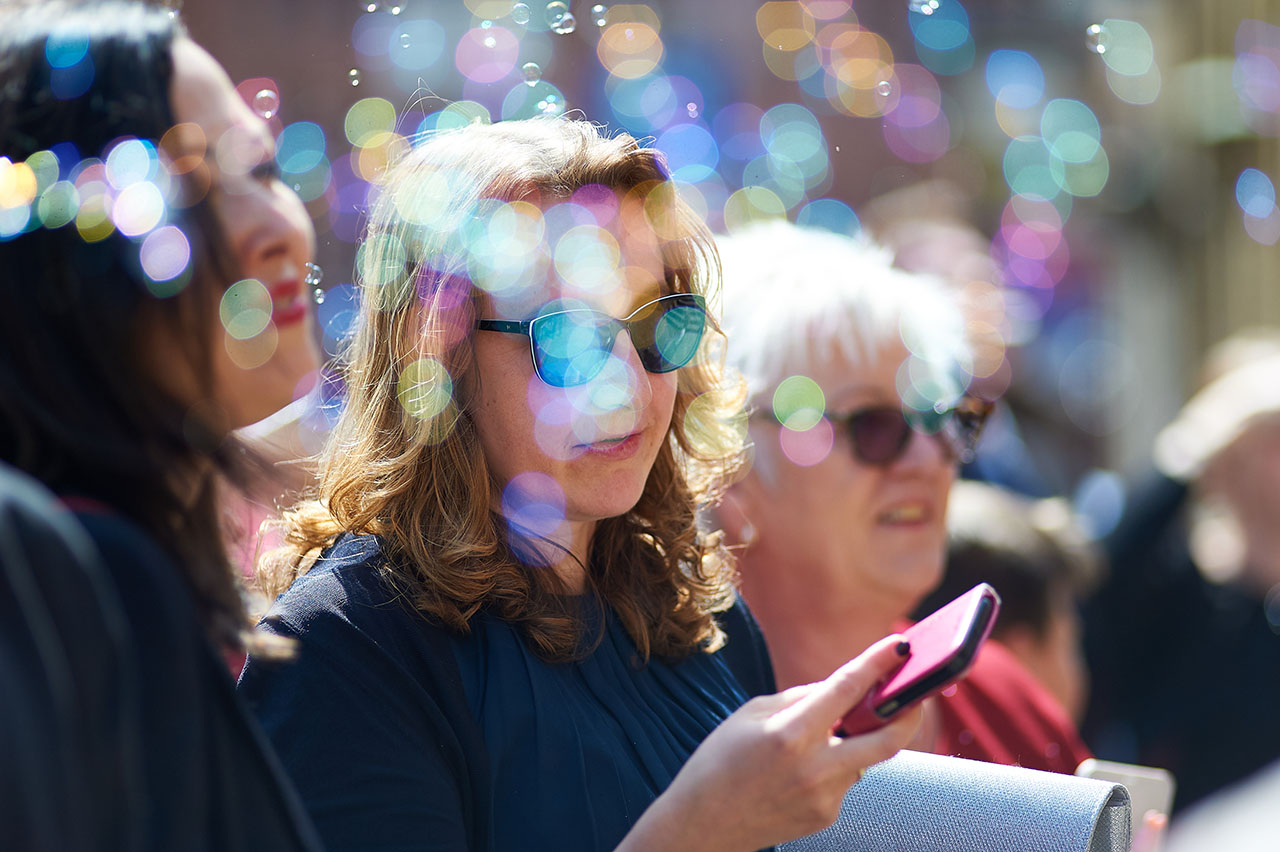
[522,61,542,85]
[545,1,577,33]
[348,68,362,86]
[538,93,565,115]
[1086,23,1109,54]
[545,1,569,27]
[252,88,279,119]
[304,261,324,287]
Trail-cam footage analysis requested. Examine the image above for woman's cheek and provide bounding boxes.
[524,362,648,453]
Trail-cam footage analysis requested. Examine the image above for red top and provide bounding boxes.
[931,637,1093,774]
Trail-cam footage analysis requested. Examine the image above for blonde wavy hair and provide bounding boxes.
[257,118,747,662]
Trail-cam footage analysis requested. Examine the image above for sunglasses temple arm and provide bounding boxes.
[476,319,531,335]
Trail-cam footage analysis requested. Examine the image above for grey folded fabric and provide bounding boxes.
[780,750,1131,852]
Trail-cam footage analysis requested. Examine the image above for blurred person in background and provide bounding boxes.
[0,2,322,847]
[1164,756,1280,852]
[860,179,1055,500]
[914,479,1101,724]
[1084,329,1280,811]
[712,220,1092,774]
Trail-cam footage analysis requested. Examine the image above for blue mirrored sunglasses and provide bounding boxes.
[476,293,708,388]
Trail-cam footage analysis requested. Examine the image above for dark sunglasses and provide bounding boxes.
[830,395,994,466]
[476,293,708,388]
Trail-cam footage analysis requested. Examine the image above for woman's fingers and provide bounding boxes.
[1132,809,1168,852]
[740,683,817,717]
[640,635,923,852]
[774,634,921,791]
[829,699,924,770]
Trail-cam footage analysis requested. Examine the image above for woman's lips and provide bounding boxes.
[268,279,309,327]
[581,431,642,460]
[877,502,933,525]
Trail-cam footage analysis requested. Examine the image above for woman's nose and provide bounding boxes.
[583,329,651,413]
[244,192,312,271]
[894,424,955,471]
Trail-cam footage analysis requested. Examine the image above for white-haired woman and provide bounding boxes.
[712,220,1091,774]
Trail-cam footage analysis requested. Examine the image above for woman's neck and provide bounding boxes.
[515,517,595,594]
[736,548,901,689]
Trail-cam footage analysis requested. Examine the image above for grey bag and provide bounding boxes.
[780,750,1131,852]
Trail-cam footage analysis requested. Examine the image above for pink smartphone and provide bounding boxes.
[835,583,1001,737]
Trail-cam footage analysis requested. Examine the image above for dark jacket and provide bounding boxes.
[0,462,322,852]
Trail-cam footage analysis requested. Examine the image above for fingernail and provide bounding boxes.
[896,640,911,657]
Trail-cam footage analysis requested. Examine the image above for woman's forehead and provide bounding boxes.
[771,334,908,412]
[169,40,260,146]
[475,194,667,320]
[479,264,667,321]
[168,38,273,171]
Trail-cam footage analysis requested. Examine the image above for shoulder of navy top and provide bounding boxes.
[274,531,774,697]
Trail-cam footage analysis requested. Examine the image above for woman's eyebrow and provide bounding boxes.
[825,386,896,411]
[621,282,665,315]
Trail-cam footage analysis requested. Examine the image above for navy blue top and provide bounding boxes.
[238,533,776,852]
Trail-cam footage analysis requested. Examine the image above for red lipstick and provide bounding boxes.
[268,279,309,327]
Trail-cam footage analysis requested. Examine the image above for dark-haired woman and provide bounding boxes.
[238,117,921,852]
[0,3,321,848]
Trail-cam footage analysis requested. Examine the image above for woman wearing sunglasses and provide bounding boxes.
[712,220,1091,774]
[238,119,921,852]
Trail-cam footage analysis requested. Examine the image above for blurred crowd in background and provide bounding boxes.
[4,0,1280,845]
[186,0,1280,815]
[173,0,1280,505]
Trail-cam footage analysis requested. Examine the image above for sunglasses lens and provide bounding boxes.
[528,295,707,387]
[838,397,991,465]
[531,311,615,387]
[905,407,947,435]
[903,398,992,461]
[633,295,706,373]
[848,408,912,464]
[949,398,992,460]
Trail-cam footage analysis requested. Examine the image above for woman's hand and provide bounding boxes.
[618,635,921,852]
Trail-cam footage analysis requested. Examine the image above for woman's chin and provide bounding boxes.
[867,550,946,606]
[567,486,647,525]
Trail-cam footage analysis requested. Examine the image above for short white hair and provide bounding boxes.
[714,220,971,413]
